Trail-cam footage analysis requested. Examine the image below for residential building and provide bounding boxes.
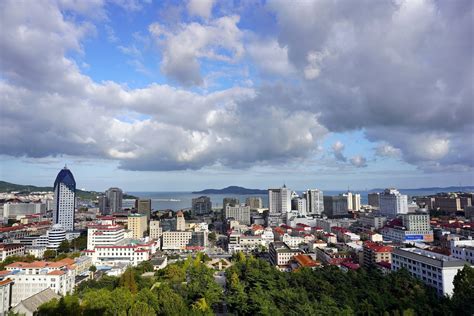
[358,213,387,229]
[269,241,302,272]
[450,239,474,264]
[53,166,76,231]
[379,188,408,218]
[225,205,251,225]
[176,211,186,231]
[223,197,239,208]
[105,187,123,213]
[368,193,380,209]
[352,194,361,211]
[2,259,75,306]
[245,197,263,209]
[149,220,162,240]
[3,203,45,219]
[0,279,13,315]
[323,196,348,218]
[161,231,207,251]
[98,196,109,215]
[0,244,25,261]
[83,240,156,266]
[127,214,147,239]
[363,242,393,268]
[282,233,305,249]
[11,288,60,316]
[192,196,212,215]
[392,247,471,296]
[137,199,151,220]
[416,197,435,210]
[304,189,324,216]
[434,196,462,212]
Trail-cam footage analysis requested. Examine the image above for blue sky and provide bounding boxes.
[0,0,473,192]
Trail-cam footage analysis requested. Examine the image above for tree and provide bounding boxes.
[208,232,217,243]
[451,265,474,315]
[119,268,138,294]
[58,240,71,253]
[43,249,56,260]
[89,265,97,273]
[129,301,155,316]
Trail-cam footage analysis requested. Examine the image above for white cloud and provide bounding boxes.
[187,0,215,19]
[247,38,295,76]
[332,141,346,162]
[350,155,367,168]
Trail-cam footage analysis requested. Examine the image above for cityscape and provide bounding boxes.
[0,0,473,315]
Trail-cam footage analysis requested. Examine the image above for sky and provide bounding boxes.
[0,0,473,192]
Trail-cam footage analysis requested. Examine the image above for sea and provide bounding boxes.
[127,188,459,211]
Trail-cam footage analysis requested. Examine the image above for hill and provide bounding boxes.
[0,181,137,200]
[192,186,267,195]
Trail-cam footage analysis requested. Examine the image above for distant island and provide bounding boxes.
[369,186,474,193]
[192,186,267,195]
[0,180,137,200]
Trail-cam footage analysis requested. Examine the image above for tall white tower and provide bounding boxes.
[305,189,324,216]
[53,166,76,231]
[268,185,291,216]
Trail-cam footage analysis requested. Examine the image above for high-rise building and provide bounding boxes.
[127,214,147,239]
[304,189,324,216]
[137,199,152,220]
[268,186,291,215]
[192,196,212,215]
[379,188,408,217]
[149,220,162,240]
[323,196,348,218]
[176,211,186,231]
[98,196,109,215]
[106,187,123,213]
[344,192,353,211]
[291,197,307,216]
[53,166,76,231]
[225,205,251,225]
[245,197,263,209]
[352,194,361,211]
[368,193,380,209]
[223,197,239,208]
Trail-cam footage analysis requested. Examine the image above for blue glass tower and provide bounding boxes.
[53,166,76,231]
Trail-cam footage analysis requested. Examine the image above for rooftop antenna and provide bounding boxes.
[64,164,68,169]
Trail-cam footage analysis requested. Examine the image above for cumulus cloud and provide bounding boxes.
[350,155,367,168]
[187,0,215,19]
[247,38,295,76]
[375,144,401,158]
[332,141,346,162]
[149,15,243,86]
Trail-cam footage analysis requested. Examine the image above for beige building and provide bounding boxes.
[176,211,185,231]
[149,220,162,240]
[363,242,393,268]
[128,214,148,239]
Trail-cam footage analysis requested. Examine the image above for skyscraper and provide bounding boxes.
[352,193,361,211]
[245,197,263,209]
[379,188,408,217]
[53,166,76,231]
[106,187,123,213]
[192,196,212,215]
[304,189,324,216]
[137,199,152,220]
[268,186,291,226]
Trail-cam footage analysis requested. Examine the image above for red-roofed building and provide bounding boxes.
[363,241,393,268]
[291,254,320,270]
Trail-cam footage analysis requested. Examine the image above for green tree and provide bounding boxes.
[82,288,114,315]
[43,249,56,260]
[58,240,71,253]
[89,265,97,273]
[128,301,155,316]
[119,268,138,294]
[208,232,217,243]
[451,265,474,315]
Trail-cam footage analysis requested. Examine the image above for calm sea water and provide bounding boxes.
[128,189,451,211]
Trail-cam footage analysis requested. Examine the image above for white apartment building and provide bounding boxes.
[352,194,361,211]
[291,197,307,216]
[379,188,408,218]
[47,224,66,249]
[282,234,305,249]
[162,231,192,250]
[450,239,474,264]
[304,189,324,216]
[0,279,13,316]
[3,203,45,219]
[87,224,125,250]
[3,260,75,307]
[53,167,76,231]
[269,241,302,272]
[358,213,387,229]
[149,220,162,240]
[225,205,251,225]
[83,240,156,266]
[392,247,470,296]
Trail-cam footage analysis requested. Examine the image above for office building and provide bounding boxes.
[137,199,151,220]
[192,196,212,215]
[352,194,361,211]
[161,231,207,251]
[304,189,324,216]
[381,213,433,243]
[344,192,353,210]
[323,196,348,218]
[53,166,76,231]
[84,240,156,266]
[368,193,380,209]
[149,220,162,240]
[269,241,302,272]
[379,188,408,217]
[245,197,263,209]
[46,224,67,249]
[176,211,186,231]
[269,186,291,216]
[450,239,474,264]
[358,213,387,229]
[127,214,147,239]
[98,196,109,215]
[225,205,251,225]
[392,247,470,296]
[105,187,123,213]
[223,197,239,208]
[87,223,125,250]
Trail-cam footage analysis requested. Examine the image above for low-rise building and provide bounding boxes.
[358,213,386,229]
[127,214,148,239]
[0,279,13,315]
[87,223,125,250]
[83,240,157,266]
[363,242,393,268]
[450,238,474,264]
[149,220,162,240]
[161,231,207,251]
[0,244,25,261]
[11,288,60,316]
[269,242,302,272]
[392,247,471,296]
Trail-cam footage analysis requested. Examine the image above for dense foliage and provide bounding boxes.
[36,254,473,316]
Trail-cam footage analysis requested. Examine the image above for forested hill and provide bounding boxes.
[192,186,267,194]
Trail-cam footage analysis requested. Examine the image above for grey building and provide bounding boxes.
[137,199,152,220]
[105,187,123,213]
[323,196,348,218]
[245,197,263,209]
[225,205,251,225]
[192,196,212,215]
